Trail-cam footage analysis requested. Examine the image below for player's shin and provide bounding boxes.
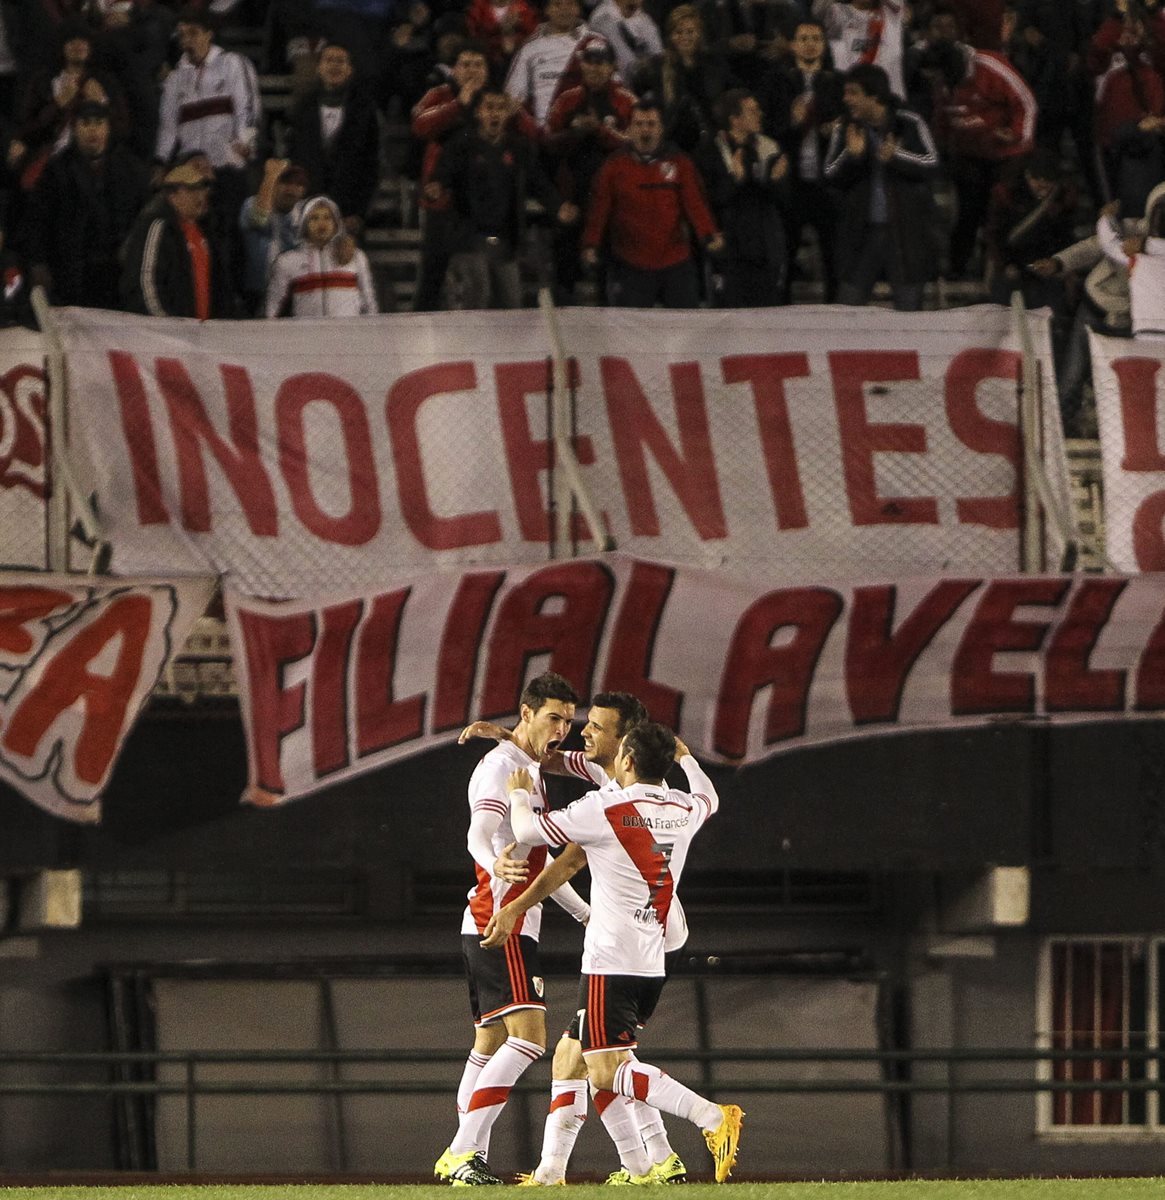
[532,1078,588,1183]
[611,1058,721,1129]
[591,1083,653,1178]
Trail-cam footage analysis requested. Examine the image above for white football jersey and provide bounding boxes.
[531,759,717,976]
[815,0,905,98]
[461,742,551,939]
[563,751,690,952]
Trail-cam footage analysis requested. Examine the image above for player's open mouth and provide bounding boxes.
[546,738,562,753]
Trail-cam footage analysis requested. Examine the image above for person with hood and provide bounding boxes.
[1098,186,1165,339]
[265,194,378,317]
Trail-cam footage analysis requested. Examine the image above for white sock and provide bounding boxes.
[632,1100,674,1164]
[612,1059,721,1131]
[592,1084,652,1177]
[457,1050,491,1115]
[534,1078,588,1183]
[450,1036,544,1155]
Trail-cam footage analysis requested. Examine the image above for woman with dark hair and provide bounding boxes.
[632,5,735,151]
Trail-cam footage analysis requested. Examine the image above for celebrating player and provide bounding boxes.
[504,722,745,1183]
[434,672,591,1187]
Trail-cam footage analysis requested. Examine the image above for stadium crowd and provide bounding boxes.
[0,0,1160,430]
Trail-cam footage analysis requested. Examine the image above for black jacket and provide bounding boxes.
[119,201,234,318]
[27,142,150,308]
[695,130,788,267]
[762,63,845,184]
[824,104,941,285]
[285,81,381,223]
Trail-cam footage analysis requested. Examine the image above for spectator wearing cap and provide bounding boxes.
[582,98,722,306]
[284,41,381,237]
[155,6,260,249]
[26,100,150,309]
[696,88,790,306]
[545,36,634,299]
[239,157,310,314]
[467,0,540,75]
[590,0,663,85]
[17,21,130,192]
[120,157,234,317]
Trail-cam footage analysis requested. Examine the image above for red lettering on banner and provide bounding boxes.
[944,349,1021,528]
[355,590,426,756]
[846,580,980,724]
[312,600,363,777]
[713,588,844,757]
[0,587,73,658]
[434,573,505,731]
[1109,358,1165,569]
[386,363,503,551]
[108,351,170,525]
[721,354,810,530]
[950,578,1070,715]
[237,608,316,793]
[480,562,613,716]
[496,360,600,544]
[1045,579,1127,712]
[2,594,152,786]
[276,374,381,546]
[830,351,938,525]
[156,358,278,535]
[600,358,727,540]
[602,560,683,727]
[1134,602,1165,710]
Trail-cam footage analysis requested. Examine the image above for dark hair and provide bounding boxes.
[845,63,893,106]
[632,96,663,118]
[520,672,579,713]
[620,722,676,783]
[177,5,217,31]
[716,87,754,129]
[591,692,649,737]
[453,38,489,62]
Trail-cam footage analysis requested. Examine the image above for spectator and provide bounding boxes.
[284,41,381,236]
[311,0,397,94]
[545,36,634,299]
[632,5,734,151]
[1097,186,1165,339]
[155,6,260,246]
[695,88,790,306]
[697,0,791,90]
[763,15,844,300]
[0,4,21,119]
[1089,0,1165,77]
[266,194,378,316]
[17,22,129,191]
[582,99,723,306]
[467,0,541,74]
[946,0,1005,50]
[590,0,664,85]
[120,155,235,317]
[824,62,939,311]
[505,0,589,125]
[812,0,907,99]
[1093,12,1165,217]
[25,100,150,309]
[436,86,577,308]
[919,4,1036,279]
[239,158,308,314]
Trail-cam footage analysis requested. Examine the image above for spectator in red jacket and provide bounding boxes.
[545,36,634,299]
[582,98,722,307]
[920,3,1036,278]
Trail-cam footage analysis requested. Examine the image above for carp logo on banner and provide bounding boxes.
[0,574,213,822]
[0,329,48,569]
[1091,332,1165,572]
[56,306,1070,595]
[227,555,1165,807]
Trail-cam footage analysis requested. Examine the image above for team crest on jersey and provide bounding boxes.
[660,161,676,181]
[532,975,545,998]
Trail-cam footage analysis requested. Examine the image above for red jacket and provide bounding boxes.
[583,146,718,270]
[466,0,540,66]
[1095,52,1165,148]
[1089,16,1165,78]
[545,82,635,200]
[934,48,1036,162]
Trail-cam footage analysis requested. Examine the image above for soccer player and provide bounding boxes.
[504,723,744,1184]
[466,693,693,1185]
[434,672,592,1187]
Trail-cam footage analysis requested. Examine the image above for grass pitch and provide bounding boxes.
[2,1182,1165,1200]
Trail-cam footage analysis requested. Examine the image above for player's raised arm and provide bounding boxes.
[672,736,719,817]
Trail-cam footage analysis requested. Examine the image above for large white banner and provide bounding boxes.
[56,307,1071,596]
[0,572,214,821]
[1092,332,1165,572]
[0,328,48,569]
[227,556,1164,807]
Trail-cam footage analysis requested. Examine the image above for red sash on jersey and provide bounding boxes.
[178,95,235,125]
[859,8,884,64]
[291,272,359,295]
